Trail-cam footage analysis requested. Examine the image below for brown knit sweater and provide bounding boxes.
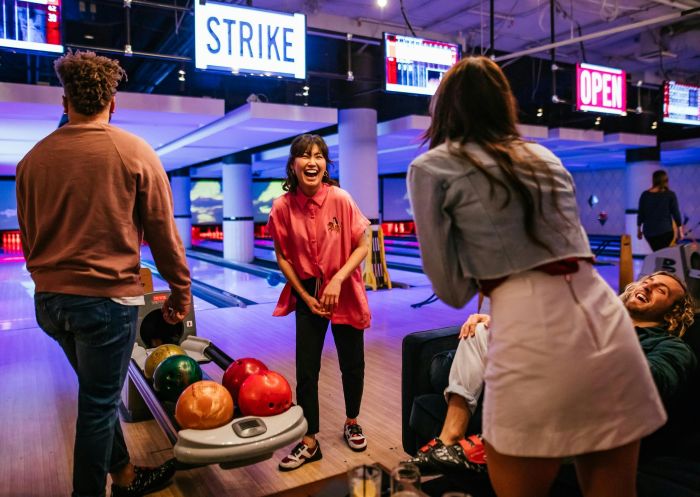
[16,122,191,311]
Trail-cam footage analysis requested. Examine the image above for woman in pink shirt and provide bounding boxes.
[267,134,371,471]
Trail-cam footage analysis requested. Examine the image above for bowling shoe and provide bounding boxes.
[278,440,322,471]
[407,435,487,476]
[343,421,367,452]
[111,458,176,497]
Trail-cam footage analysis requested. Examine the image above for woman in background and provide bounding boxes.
[638,169,683,251]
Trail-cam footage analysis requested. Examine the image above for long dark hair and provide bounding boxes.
[282,134,338,193]
[652,170,669,191]
[425,56,564,252]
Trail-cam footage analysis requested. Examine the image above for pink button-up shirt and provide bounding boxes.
[267,184,371,330]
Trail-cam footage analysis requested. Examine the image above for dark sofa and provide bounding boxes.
[402,317,700,497]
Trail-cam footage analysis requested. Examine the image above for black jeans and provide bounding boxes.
[35,293,138,497]
[295,278,365,435]
[646,231,675,252]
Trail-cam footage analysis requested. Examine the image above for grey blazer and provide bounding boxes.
[407,140,593,308]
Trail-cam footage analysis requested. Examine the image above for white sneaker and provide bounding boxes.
[278,440,322,471]
[344,422,367,452]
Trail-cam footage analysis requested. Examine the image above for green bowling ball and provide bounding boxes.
[153,354,203,402]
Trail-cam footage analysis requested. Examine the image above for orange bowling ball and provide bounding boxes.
[175,381,234,430]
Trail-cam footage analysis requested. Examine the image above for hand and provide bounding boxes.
[637,230,643,240]
[459,313,491,339]
[303,294,331,318]
[678,227,685,240]
[319,277,342,313]
[162,297,189,324]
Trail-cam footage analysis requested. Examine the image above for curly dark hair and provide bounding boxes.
[54,50,127,116]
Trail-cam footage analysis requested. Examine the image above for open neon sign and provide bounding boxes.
[576,63,626,115]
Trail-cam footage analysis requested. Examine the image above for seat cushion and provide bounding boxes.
[409,394,447,446]
[429,350,455,394]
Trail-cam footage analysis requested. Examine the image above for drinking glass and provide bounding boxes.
[347,464,382,497]
[390,462,421,496]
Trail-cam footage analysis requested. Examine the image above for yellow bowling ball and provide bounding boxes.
[144,344,186,379]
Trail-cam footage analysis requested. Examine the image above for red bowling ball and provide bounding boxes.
[222,357,268,403]
[237,370,293,417]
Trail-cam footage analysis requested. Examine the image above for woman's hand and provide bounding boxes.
[319,277,342,313]
[459,313,491,339]
[303,293,331,318]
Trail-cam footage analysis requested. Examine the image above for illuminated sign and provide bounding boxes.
[384,33,460,96]
[0,0,63,54]
[194,1,306,79]
[576,63,626,115]
[663,81,700,126]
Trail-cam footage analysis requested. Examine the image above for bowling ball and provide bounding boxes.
[153,355,203,402]
[237,370,293,417]
[266,273,281,287]
[175,380,234,430]
[222,357,268,403]
[144,344,186,379]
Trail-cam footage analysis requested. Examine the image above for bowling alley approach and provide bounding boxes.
[1,1,700,497]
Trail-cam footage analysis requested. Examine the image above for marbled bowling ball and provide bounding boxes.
[144,344,186,380]
[238,370,292,417]
[153,355,203,402]
[221,357,268,403]
[175,381,234,430]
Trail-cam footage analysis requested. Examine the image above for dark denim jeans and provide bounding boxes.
[35,293,138,497]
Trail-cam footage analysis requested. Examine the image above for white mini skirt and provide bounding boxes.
[482,263,667,457]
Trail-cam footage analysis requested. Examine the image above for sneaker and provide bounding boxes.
[430,434,488,475]
[344,422,367,452]
[278,440,322,471]
[406,438,447,476]
[111,459,176,497]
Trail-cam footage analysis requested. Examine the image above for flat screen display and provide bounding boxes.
[381,176,413,221]
[0,0,63,54]
[0,180,18,230]
[663,81,700,126]
[252,180,284,223]
[384,33,460,96]
[191,180,223,225]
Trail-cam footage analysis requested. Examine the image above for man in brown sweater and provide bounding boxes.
[16,51,191,497]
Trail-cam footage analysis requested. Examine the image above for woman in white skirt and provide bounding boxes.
[407,56,666,497]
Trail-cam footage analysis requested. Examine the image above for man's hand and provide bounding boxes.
[162,296,189,324]
[459,313,491,339]
[319,277,342,313]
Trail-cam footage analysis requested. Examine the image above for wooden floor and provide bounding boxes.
[0,258,485,497]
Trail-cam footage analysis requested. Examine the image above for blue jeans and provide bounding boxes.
[35,293,138,497]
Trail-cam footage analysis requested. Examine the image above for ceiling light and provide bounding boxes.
[651,121,658,130]
[84,34,94,40]
[178,69,185,82]
[536,107,544,117]
[377,0,387,7]
[302,85,310,91]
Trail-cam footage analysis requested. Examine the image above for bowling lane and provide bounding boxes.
[141,247,283,304]
[0,258,39,331]
[0,255,215,332]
